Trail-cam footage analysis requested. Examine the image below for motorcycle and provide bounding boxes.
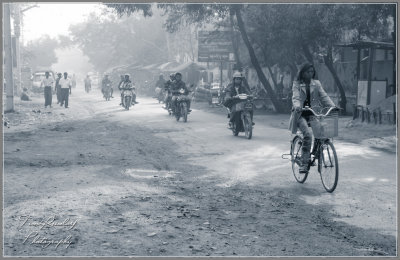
[209,83,221,107]
[155,87,164,103]
[104,83,112,101]
[164,91,173,115]
[173,88,190,122]
[121,88,135,110]
[229,94,254,139]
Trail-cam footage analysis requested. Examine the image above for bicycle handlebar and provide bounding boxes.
[302,106,340,117]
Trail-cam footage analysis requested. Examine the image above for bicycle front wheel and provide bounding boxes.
[319,140,339,193]
[291,136,308,183]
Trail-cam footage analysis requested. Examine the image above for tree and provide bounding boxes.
[23,35,58,71]
[105,3,395,113]
[105,3,287,112]
[69,11,169,73]
[240,4,395,114]
[233,5,285,112]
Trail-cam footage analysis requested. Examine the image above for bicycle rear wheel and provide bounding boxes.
[319,140,339,193]
[291,136,308,183]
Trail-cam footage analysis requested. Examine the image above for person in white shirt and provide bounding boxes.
[40,71,54,108]
[59,72,72,108]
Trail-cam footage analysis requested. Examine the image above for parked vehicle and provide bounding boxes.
[210,82,221,107]
[31,70,55,93]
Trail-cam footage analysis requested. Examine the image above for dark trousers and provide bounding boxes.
[44,86,52,107]
[60,88,69,108]
[56,86,61,103]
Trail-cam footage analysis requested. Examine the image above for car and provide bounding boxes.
[31,70,55,93]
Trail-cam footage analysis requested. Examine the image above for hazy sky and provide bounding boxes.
[22,2,103,45]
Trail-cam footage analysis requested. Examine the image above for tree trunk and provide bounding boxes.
[254,41,279,90]
[229,10,242,70]
[4,3,14,113]
[323,44,347,114]
[301,42,314,65]
[233,6,284,113]
[289,62,298,82]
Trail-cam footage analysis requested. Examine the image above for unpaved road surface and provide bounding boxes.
[3,89,397,256]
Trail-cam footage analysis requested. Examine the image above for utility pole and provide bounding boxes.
[13,3,21,96]
[4,3,15,112]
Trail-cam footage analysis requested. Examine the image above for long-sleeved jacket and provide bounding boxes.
[171,80,189,95]
[223,82,251,109]
[288,79,335,134]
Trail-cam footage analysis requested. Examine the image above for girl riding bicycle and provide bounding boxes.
[289,63,336,174]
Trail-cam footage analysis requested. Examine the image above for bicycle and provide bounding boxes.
[288,106,340,193]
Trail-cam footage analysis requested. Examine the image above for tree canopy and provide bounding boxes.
[22,35,58,71]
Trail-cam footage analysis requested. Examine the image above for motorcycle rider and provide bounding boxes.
[223,72,254,129]
[170,72,192,114]
[117,75,125,90]
[101,74,113,98]
[155,74,165,99]
[119,74,137,105]
[163,73,175,109]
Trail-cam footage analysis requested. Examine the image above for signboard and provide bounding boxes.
[357,80,387,107]
[370,81,387,106]
[357,81,368,106]
[198,31,234,62]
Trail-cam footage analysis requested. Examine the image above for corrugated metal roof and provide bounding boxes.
[336,40,394,49]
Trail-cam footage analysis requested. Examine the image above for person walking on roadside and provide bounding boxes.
[40,71,54,108]
[59,72,72,108]
[84,75,92,93]
[55,73,62,104]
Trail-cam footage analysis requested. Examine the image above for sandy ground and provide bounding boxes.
[3,88,397,256]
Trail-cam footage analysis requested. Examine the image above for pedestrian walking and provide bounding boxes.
[55,73,62,104]
[59,72,72,108]
[40,71,54,108]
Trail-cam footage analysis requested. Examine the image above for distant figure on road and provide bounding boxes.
[71,74,77,88]
[101,75,113,98]
[155,74,165,94]
[117,75,124,90]
[40,71,54,108]
[59,72,72,108]
[119,74,137,105]
[55,73,62,104]
[84,75,91,93]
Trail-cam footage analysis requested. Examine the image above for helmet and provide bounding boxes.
[175,72,182,77]
[233,72,243,79]
[170,73,175,79]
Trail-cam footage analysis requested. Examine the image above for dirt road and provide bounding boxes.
[3,89,397,256]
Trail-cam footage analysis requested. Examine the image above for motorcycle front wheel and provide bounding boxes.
[243,113,252,139]
[125,96,131,110]
[182,102,188,122]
